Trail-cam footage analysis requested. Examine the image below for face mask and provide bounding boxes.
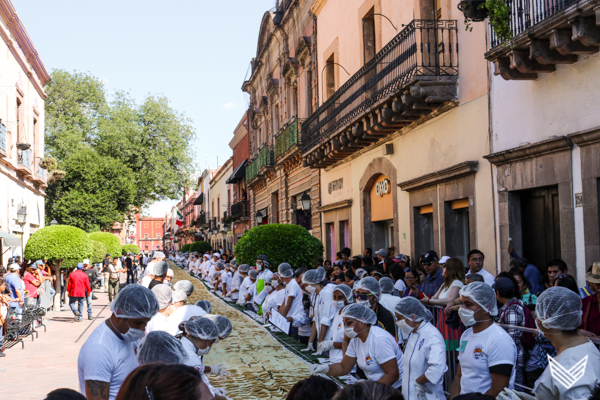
[396,319,415,336]
[165,281,172,287]
[305,285,316,295]
[271,281,279,288]
[122,322,145,343]
[256,263,262,271]
[345,327,359,339]
[196,345,211,356]
[458,307,490,327]
[333,300,346,311]
[357,299,371,307]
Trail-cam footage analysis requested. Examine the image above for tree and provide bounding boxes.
[235,224,324,269]
[181,244,192,252]
[24,225,92,310]
[45,148,137,231]
[88,232,122,258]
[122,244,140,254]
[91,240,107,264]
[190,241,211,254]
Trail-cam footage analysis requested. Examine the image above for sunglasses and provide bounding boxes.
[353,292,375,300]
[423,261,433,266]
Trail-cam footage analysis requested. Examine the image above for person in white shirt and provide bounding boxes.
[316,284,354,362]
[165,290,187,318]
[279,263,303,322]
[166,304,207,336]
[173,280,194,297]
[204,314,233,342]
[145,284,172,334]
[254,255,274,315]
[395,297,447,400]
[422,257,465,307]
[78,285,159,400]
[263,273,286,317]
[253,274,272,311]
[466,249,495,287]
[244,270,259,311]
[235,265,251,305]
[378,277,401,313]
[497,286,600,400]
[450,282,517,398]
[140,264,155,288]
[310,303,403,389]
[227,264,242,301]
[302,267,336,353]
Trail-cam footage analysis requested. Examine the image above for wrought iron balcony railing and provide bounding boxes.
[231,200,249,219]
[258,145,275,170]
[0,122,6,154]
[301,19,458,156]
[36,167,45,181]
[18,148,31,169]
[246,156,260,182]
[275,116,304,159]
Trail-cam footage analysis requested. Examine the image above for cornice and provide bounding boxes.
[568,127,600,147]
[484,136,572,166]
[316,199,352,213]
[310,0,329,16]
[398,161,479,192]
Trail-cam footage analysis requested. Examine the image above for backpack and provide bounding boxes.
[502,299,536,351]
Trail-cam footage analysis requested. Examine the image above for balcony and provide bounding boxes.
[16,148,32,175]
[231,200,249,220]
[485,0,600,80]
[33,167,46,185]
[0,122,6,157]
[245,145,275,185]
[301,20,459,168]
[275,116,305,160]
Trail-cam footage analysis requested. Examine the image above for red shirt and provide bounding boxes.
[67,270,92,298]
[23,272,39,299]
[580,293,600,336]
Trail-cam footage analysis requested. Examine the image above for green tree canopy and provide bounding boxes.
[91,240,107,264]
[190,241,211,254]
[181,244,192,252]
[122,244,140,255]
[88,232,122,257]
[235,224,324,269]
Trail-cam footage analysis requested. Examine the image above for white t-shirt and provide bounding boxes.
[284,279,303,317]
[470,268,496,287]
[0,303,7,336]
[166,305,207,335]
[78,322,139,400]
[533,341,600,400]
[238,276,253,305]
[264,288,286,314]
[329,311,346,363]
[257,269,273,282]
[394,279,407,294]
[345,326,403,388]
[140,275,153,288]
[438,280,464,299]
[457,323,516,394]
[145,312,170,334]
[181,336,215,397]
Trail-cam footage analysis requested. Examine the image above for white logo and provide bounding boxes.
[375,179,390,197]
[548,354,587,389]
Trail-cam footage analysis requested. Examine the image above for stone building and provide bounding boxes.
[242,0,322,242]
[227,112,251,246]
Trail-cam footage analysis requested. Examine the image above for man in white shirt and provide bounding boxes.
[467,249,496,287]
[279,263,303,323]
[450,282,516,398]
[78,285,158,400]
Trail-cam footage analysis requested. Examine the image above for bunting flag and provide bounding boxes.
[176,210,184,226]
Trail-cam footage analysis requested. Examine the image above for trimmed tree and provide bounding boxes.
[235,224,324,269]
[88,232,122,257]
[122,244,140,254]
[190,241,211,254]
[24,225,93,310]
[181,243,192,252]
[91,240,107,264]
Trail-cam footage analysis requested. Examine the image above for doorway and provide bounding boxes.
[445,199,470,266]
[414,205,434,264]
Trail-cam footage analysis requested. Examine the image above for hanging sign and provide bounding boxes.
[375,179,391,197]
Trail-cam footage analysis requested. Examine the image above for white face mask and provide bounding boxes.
[333,300,346,311]
[256,263,262,271]
[396,319,415,336]
[196,345,211,356]
[122,322,145,343]
[271,280,279,288]
[357,299,371,307]
[344,327,359,339]
[458,307,490,327]
[305,285,316,295]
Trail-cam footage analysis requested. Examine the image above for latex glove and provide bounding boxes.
[312,346,323,356]
[301,342,316,352]
[309,364,329,375]
[318,340,335,353]
[415,381,432,400]
[213,387,227,396]
[226,292,232,297]
[208,363,230,378]
[496,388,535,400]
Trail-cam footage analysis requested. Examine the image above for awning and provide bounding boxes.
[226,159,248,184]
[193,193,204,205]
[0,230,21,247]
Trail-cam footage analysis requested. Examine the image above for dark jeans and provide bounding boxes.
[524,368,544,390]
[245,304,256,312]
[126,269,134,284]
[69,297,84,320]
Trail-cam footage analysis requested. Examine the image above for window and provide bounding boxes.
[306,69,313,116]
[414,205,434,262]
[16,98,22,141]
[339,220,350,249]
[144,234,149,239]
[445,199,470,266]
[273,104,280,136]
[363,11,376,63]
[325,54,336,100]
[217,197,221,222]
[156,233,160,238]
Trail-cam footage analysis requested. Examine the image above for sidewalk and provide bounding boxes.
[0,277,124,399]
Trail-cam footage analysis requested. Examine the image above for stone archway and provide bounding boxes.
[359,157,399,254]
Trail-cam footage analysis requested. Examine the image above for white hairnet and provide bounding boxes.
[278,263,293,278]
[172,290,188,303]
[355,268,368,279]
[205,314,233,339]
[355,277,382,300]
[379,277,394,293]
[459,282,498,316]
[111,285,159,319]
[395,297,433,322]
[264,274,273,283]
[153,251,165,258]
[341,303,377,325]
[302,267,326,285]
[239,264,250,273]
[167,268,174,277]
[137,331,188,365]
[536,286,582,330]
[184,317,219,340]
[195,300,212,314]
[173,280,194,296]
[333,284,353,303]
[154,261,169,276]
[215,262,224,270]
[249,269,259,280]
[151,284,173,310]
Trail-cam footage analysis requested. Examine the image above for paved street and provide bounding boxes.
[1,278,123,399]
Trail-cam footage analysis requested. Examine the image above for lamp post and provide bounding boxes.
[50,219,58,225]
[255,210,263,225]
[16,206,27,258]
[300,193,312,215]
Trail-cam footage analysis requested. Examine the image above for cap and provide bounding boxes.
[9,264,20,271]
[76,263,84,269]
[422,251,439,263]
[83,259,90,265]
[106,253,111,256]
[586,262,600,284]
[493,277,515,292]
[393,254,408,263]
[30,264,38,270]
[375,248,387,257]
[439,256,451,264]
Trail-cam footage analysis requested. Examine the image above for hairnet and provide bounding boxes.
[249,269,259,280]
[341,303,377,325]
[355,277,382,300]
[264,274,273,283]
[172,290,188,303]
[111,285,159,319]
[333,284,353,303]
[278,263,294,278]
[154,261,169,276]
[137,331,188,365]
[394,297,433,322]
[230,258,237,266]
[355,268,368,279]
[459,282,498,316]
[302,267,326,285]
[195,300,212,314]
[184,317,219,340]
[205,314,233,339]
[239,264,250,273]
[151,284,173,310]
[167,268,174,277]
[379,277,394,293]
[536,286,582,330]
[215,262,224,271]
[173,280,194,296]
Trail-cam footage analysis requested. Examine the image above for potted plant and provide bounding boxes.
[459,0,513,44]
[457,0,488,22]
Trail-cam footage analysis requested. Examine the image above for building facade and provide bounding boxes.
[136,216,164,252]
[209,158,234,252]
[242,0,322,242]
[0,0,51,265]
[227,113,251,247]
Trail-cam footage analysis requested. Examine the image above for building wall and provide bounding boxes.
[209,159,234,252]
[137,217,163,251]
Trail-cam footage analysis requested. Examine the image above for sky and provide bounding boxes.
[13,0,276,217]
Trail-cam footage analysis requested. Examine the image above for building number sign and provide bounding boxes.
[376,179,391,197]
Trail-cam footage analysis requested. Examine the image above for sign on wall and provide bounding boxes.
[328,178,343,194]
[375,179,391,197]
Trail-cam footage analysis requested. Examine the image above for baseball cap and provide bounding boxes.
[83,259,90,265]
[35,260,44,265]
[9,264,20,271]
[439,256,451,264]
[393,254,408,263]
[492,277,514,292]
[76,263,84,269]
[30,264,38,270]
[422,251,439,263]
[375,248,387,257]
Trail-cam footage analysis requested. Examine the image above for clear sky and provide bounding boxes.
[13,0,276,217]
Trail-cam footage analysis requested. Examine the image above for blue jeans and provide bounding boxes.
[84,293,93,317]
[69,297,84,320]
[97,276,105,288]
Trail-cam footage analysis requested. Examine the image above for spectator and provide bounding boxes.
[403,268,424,299]
[67,263,91,322]
[392,253,409,272]
[45,389,87,400]
[465,273,484,284]
[554,274,579,295]
[107,257,124,302]
[332,380,403,400]
[363,247,373,261]
[0,277,16,357]
[374,249,387,265]
[423,257,465,307]
[341,247,351,263]
[286,375,339,400]
[23,263,42,305]
[547,258,568,286]
[124,253,133,284]
[509,268,537,306]
[387,245,395,259]
[421,251,444,297]
[580,264,597,299]
[354,277,397,339]
[148,261,169,290]
[389,265,406,296]
[370,269,384,281]
[580,262,600,337]
[508,246,544,294]
[101,253,111,292]
[466,250,495,287]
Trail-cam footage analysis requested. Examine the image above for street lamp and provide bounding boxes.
[255,210,263,225]
[16,206,27,258]
[50,219,58,225]
[300,193,311,214]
